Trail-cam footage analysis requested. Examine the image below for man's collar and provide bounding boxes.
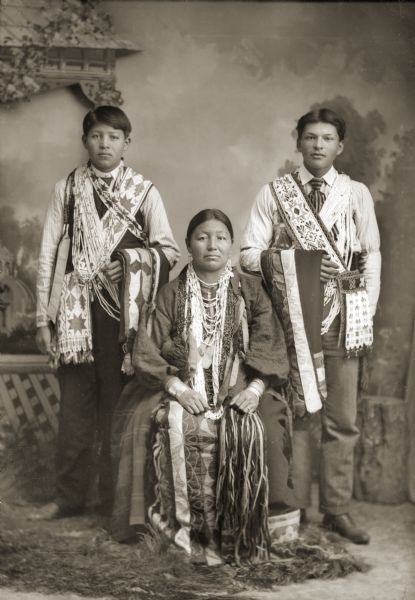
[90,161,123,179]
[299,164,337,186]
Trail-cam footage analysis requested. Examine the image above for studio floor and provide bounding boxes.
[1,493,414,600]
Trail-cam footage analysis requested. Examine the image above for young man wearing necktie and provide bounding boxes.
[34,105,180,520]
[240,108,381,544]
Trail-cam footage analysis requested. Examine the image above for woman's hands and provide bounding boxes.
[167,376,262,416]
[229,389,260,414]
[177,388,260,416]
[166,377,209,415]
[177,388,209,415]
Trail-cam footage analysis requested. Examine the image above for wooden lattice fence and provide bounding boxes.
[0,355,59,445]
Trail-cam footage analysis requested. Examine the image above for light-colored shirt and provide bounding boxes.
[240,165,381,315]
[36,166,180,327]
[90,163,122,187]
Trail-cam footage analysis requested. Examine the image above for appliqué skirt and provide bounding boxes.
[149,401,222,565]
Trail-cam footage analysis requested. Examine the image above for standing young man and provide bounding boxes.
[240,108,381,543]
[35,105,180,519]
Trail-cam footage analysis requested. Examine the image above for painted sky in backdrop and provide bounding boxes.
[0,1,414,272]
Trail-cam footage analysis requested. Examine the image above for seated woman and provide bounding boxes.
[110,209,296,564]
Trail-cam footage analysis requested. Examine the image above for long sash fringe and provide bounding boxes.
[216,408,270,565]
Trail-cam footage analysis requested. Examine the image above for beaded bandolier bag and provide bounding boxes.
[48,163,153,365]
[270,172,373,355]
[261,171,373,417]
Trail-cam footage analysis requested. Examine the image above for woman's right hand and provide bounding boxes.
[177,389,209,415]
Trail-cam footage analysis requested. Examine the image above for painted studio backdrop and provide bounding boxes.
[0,1,414,500]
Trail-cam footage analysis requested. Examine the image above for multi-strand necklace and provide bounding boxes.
[197,279,222,353]
[185,262,233,419]
[72,167,120,319]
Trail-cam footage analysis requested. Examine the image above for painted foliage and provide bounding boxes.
[0,1,413,396]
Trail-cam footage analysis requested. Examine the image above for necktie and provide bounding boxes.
[308,178,325,213]
[309,177,339,239]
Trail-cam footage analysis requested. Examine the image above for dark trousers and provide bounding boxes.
[259,392,295,512]
[292,354,359,515]
[55,300,124,514]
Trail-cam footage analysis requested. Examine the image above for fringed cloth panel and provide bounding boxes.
[149,401,269,565]
[149,401,221,565]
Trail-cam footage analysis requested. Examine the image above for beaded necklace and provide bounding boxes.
[72,168,120,319]
[185,261,233,419]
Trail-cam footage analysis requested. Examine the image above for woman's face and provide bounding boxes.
[187,219,233,277]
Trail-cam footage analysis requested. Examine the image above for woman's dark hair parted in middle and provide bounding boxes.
[186,209,234,242]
